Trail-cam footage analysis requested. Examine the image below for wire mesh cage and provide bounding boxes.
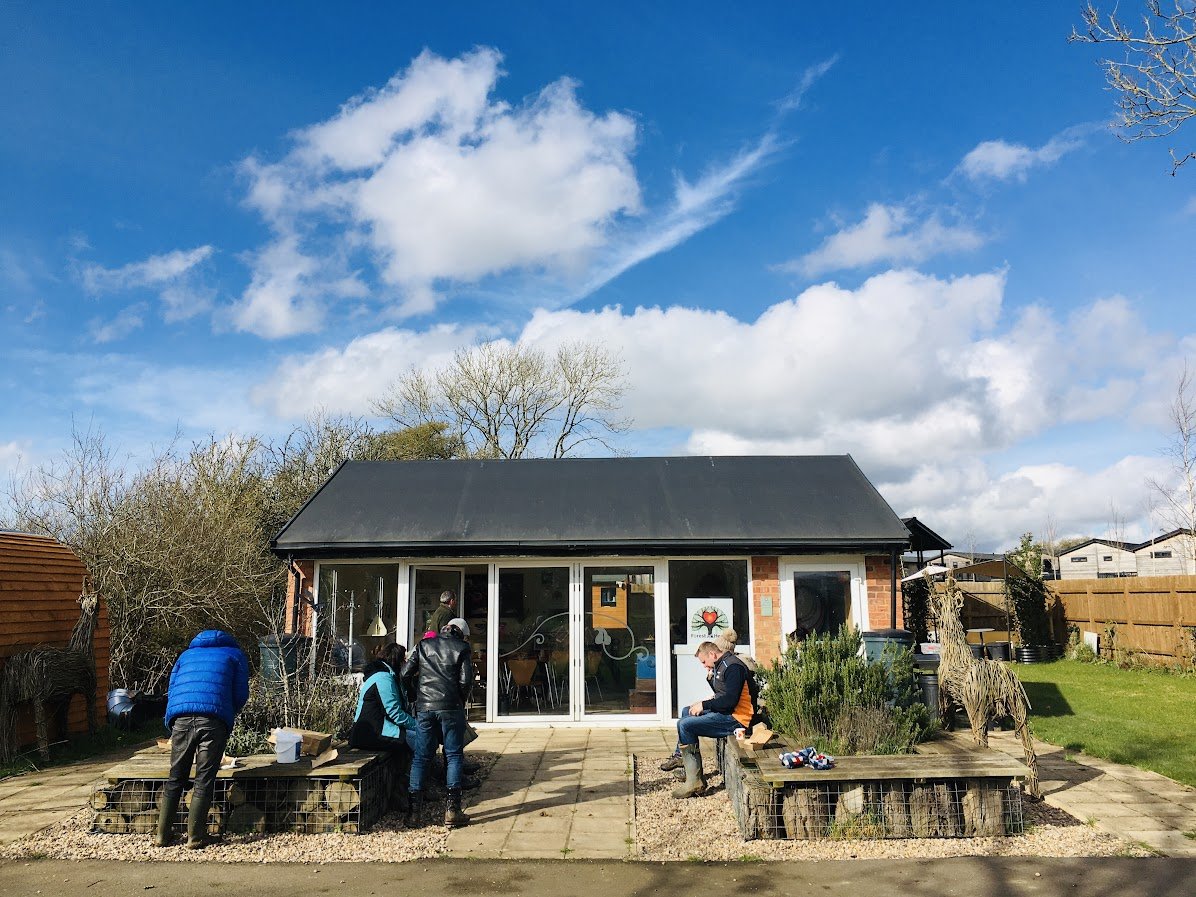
[721,741,1025,841]
[90,761,393,836]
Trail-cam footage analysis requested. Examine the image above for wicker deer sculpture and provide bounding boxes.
[0,592,99,763]
[929,574,1040,798]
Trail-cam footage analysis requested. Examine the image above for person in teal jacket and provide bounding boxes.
[349,643,417,754]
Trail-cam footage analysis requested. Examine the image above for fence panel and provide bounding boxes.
[1049,575,1196,665]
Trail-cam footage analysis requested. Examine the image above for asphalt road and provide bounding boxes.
[2,857,1194,897]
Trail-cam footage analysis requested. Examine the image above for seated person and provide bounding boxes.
[666,639,760,800]
[348,643,416,755]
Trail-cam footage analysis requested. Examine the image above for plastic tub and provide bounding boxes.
[273,729,302,764]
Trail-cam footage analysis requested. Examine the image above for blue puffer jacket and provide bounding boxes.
[164,630,250,730]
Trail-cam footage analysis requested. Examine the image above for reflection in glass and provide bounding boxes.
[496,567,569,717]
[583,566,656,716]
[317,564,398,672]
[791,571,852,641]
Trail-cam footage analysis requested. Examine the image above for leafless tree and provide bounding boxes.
[1072,2,1196,173]
[373,340,629,459]
[1041,514,1061,580]
[1148,363,1196,568]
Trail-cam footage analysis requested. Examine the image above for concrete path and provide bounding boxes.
[447,725,672,859]
[984,729,1196,858]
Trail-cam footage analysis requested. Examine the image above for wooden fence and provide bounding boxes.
[1047,576,1196,665]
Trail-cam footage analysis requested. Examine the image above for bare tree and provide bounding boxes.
[373,340,629,459]
[1148,363,1196,569]
[1041,514,1061,580]
[1072,2,1196,173]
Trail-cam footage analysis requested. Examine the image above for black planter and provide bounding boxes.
[987,641,1011,662]
[1014,645,1042,669]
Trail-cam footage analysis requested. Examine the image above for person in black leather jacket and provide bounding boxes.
[400,618,474,827]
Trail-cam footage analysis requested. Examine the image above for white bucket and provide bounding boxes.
[273,729,302,764]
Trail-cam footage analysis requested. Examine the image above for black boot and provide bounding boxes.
[403,791,423,828]
[155,787,180,847]
[185,789,215,849]
[444,787,470,828]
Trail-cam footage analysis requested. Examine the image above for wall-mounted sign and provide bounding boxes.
[686,596,733,646]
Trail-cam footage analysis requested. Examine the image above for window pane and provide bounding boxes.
[317,564,399,673]
[496,567,570,717]
[792,571,851,640]
[667,560,748,717]
[584,566,656,715]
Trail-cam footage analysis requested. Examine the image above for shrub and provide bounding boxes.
[760,625,935,755]
[1070,642,1098,664]
[226,668,359,756]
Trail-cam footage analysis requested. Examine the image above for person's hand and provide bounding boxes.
[688,701,704,716]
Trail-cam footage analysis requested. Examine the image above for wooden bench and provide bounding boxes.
[720,737,1030,841]
[90,745,402,835]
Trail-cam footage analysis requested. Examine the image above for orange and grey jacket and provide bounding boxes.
[700,652,759,727]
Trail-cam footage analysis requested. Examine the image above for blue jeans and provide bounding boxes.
[677,706,742,747]
[409,709,466,791]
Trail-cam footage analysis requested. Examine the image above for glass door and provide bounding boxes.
[495,565,571,719]
[581,565,659,718]
[411,567,465,639]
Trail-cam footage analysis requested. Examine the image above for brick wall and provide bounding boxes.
[864,554,903,630]
[283,559,316,635]
[750,556,781,666]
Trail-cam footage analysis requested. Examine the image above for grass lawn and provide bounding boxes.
[1014,659,1196,788]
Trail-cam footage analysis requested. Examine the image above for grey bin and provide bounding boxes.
[258,634,311,683]
[860,629,915,664]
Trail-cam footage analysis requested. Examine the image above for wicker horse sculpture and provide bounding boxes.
[929,574,1040,798]
[0,592,99,763]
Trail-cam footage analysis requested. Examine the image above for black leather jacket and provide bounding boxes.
[400,635,474,713]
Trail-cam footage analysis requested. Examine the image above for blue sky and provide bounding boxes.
[3,2,1195,550]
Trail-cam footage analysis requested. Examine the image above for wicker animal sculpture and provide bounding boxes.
[0,592,99,763]
[929,574,1040,798]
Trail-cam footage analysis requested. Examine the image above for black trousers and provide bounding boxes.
[161,714,229,813]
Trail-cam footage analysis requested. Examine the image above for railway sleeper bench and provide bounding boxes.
[90,745,405,836]
[717,737,1029,841]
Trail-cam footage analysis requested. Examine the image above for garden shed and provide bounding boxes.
[273,455,912,726]
[0,531,109,753]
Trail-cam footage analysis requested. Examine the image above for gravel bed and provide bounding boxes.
[0,752,498,864]
[632,754,1153,861]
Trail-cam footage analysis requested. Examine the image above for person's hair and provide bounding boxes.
[439,590,456,605]
[714,628,738,651]
[695,640,721,657]
[378,642,407,668]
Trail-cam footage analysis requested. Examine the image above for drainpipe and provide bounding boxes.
[890,547,899,629]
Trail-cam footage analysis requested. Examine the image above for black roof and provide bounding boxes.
[901,516,952,553]
[272,455,909,558]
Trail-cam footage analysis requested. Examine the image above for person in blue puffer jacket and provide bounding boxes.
[156,630,249,850]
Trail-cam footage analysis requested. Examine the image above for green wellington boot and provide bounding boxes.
[670,743,707,799]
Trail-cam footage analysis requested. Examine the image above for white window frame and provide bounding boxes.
[778,556,866,655]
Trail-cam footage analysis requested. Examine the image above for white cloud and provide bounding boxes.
[788,203,985,276]
[88,303,148,344]
[251,322,491,417]
[232,47,777,336]
[81,246,216,322]
[243,267,1188,550]
[956,127,1089,183]
[777,56,840,115]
